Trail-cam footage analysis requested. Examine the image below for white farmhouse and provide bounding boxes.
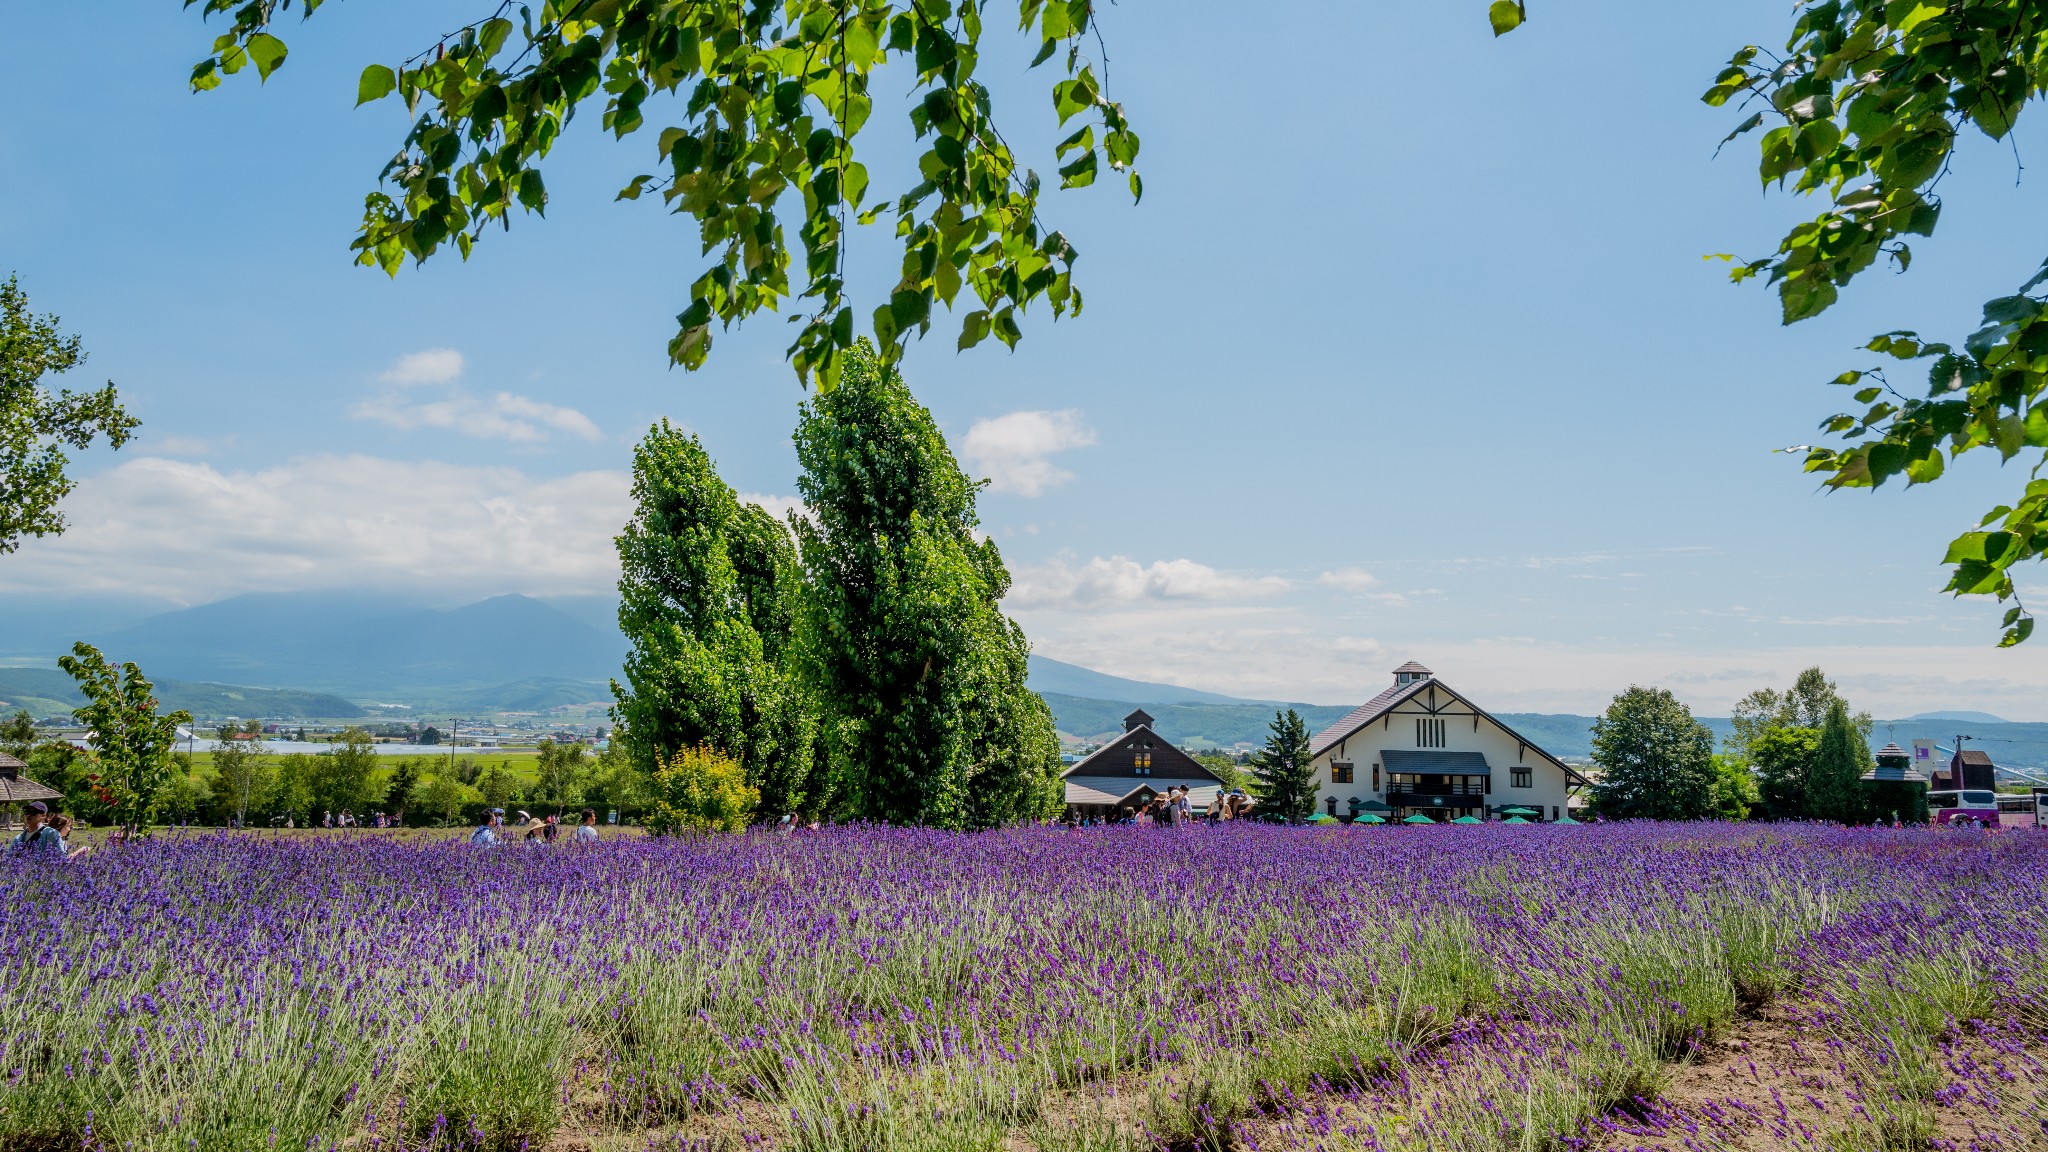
[1308,662,1588,822]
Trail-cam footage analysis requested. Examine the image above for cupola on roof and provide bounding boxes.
[1392,661,1433,684]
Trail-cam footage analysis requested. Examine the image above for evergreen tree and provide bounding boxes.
[1804,700,1871,824]
[384,759,419,824]
[793,342,1060,829]
[612,420,816,820]
[1249,708,1318,822]
[1589,686,1716,820]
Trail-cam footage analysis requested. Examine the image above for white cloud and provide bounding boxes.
[1316,567,1380,591]
[960,410,1096,496]
[357,348,599,443]
[380,348,465,385]
[739,492,808,525]
[1007,555,1290,609]
[0,455,631,602]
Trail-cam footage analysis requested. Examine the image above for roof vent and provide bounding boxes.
[1122,709,1155,733]
[1392,661,1433,685]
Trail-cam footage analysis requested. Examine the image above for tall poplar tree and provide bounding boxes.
[793,342,1061,829]
[1249,708,1318,822]
[612,422,816,820]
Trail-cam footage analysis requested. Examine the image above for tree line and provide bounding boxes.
[2,712,635,830]
[1589,667,1929,824]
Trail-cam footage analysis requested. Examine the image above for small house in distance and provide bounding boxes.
[1308,662,1587,822]
[1062,709,1224,819]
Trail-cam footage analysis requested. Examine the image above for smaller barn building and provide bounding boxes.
[1062,710,1225,819]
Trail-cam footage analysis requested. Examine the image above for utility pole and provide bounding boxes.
[448,717,458,781]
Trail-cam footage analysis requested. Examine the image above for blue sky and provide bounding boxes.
[6,1,2048,716]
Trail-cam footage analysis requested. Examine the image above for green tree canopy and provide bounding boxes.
[612,420,817,819]
[1708,753,1761,821]
[1589,686,1716,821]
[1248,708,1317,823]
[180,0,1139,387]
[211,732,266,826]
[1749,724,1823,821]
[1,273,137,554]
[58,643,192,833]
[1728,666,1872,753]
[1805,699,1872,824]
[793,341,1059,828]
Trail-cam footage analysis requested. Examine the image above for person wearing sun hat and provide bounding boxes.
[10,801,64,857]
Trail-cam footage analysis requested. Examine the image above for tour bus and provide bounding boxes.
[1926,789,2001,827]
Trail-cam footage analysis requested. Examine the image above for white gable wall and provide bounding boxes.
[1311,680,1576,821]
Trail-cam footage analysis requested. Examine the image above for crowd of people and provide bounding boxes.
[1061,786,1257,827]
[469,807,603,845]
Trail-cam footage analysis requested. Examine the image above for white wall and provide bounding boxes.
[1310,680,1575,820]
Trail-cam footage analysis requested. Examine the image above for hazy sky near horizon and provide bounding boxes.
[7,1,2048,718]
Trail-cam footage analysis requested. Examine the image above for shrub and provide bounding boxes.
[646,745,758,834]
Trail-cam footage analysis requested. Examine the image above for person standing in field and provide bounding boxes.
[471,808,503,845]
[10,801,64,857]
[575,809,600,842]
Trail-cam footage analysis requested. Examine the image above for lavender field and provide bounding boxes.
[3,825,2045,1152]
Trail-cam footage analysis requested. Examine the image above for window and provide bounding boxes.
[1135,752,1152,770]
[1331,762,1354,784]
[1414,717,1446,748]
[1511,767,1532,788]
[1552,805,1559,821]
[1371,763,1380,791]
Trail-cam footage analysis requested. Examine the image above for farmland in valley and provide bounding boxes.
[3,824,2043,1151]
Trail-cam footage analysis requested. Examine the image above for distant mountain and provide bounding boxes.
[1904,710,2009,724]
[0,667,363,720]
[45,592,628,696]
[1042,693,1355,747]
[1026,655,1279,707]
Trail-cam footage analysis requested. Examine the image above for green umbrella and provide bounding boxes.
[1498,806,1539,816]
[1554,814,1580,825]
[1307,814,1339,824]
[1502,816,1531,824]
[1401,813,1436,825]
[1356,813,1387,824]
[1451,815,1484,825]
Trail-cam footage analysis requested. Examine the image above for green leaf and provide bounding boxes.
[1057,150,1096,189]
[1128,171,1143,203]
[245,33,288,82]
[356,64,397,106]
[1487,0,1524,37]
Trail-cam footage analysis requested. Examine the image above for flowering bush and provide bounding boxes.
[0,823,2041,1151]
[645,744,758,834]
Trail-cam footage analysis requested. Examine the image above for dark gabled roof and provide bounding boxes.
[1060,720,1221,784]
[1392,661,1433,676]
[1309,676,1590,788]
[1123,708,1155,729]
[1954,750,1994,767]
[1308,678,1430,757]
[1382,750,1492,775]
